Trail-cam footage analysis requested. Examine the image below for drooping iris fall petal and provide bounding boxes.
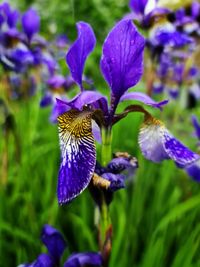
[139,116,200,166]
[57,110,96,204]
[100,19,145,103]
[66,22,96,90]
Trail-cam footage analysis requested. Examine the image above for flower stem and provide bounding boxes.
[101,126,112,166]
[98,126,113,266]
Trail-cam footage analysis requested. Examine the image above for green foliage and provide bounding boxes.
[1,0,200,266]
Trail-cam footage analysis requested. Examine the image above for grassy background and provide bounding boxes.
[1,0,200,266]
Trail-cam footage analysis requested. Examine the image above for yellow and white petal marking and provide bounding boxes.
[57,110,96,204]
[138,116,170,162]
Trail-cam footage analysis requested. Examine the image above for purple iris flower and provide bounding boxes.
[22,8,40,42]
[19,224,102,267]
[55,20,168,205]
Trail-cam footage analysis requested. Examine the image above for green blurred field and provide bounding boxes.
[1,0,200,266]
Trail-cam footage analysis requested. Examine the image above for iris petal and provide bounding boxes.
[41,224,67,264]
[120,92,168,110]
[66,22,96,90]
[64,252,102,267]
[139,118,170,162]
[185,159,200,182]
[57,110,96,204]
[100,19,145,102]
[162,131,199,166]
[139,116,200,165]
[22,8,40,41]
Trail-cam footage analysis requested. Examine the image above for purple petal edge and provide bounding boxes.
[66,22,96,90]
[120,92,169,110]
[100,19,145,101]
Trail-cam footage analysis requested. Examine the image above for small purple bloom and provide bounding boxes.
[22,8,40,41]
[66,22,96,90]
[41,224,67,264]
[20,225,102,267]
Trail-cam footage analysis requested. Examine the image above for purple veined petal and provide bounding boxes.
[139,117,170,162]
[102,172,126,191]
[120,92,168,110]
[129,0,148,15]
[191,115,200,140]
[66,22,96,90]
[22,8,40,41]
[41,224,67,264]
[162,130,200,166]
[57,110,96,204]
[100,19,145,103]
[185,158,200,182]
[92,120,102,143]
[64,252,102,267]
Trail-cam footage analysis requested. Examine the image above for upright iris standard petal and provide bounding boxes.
[120,92,168,110]
[22,8,40,41]
[66,22,96,90]
[64,252,102,267]
[41,224,67,264]
[139,116,200,166]
[57,110,96,204]
[100,19,145,101]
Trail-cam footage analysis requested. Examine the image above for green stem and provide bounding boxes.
[98,126,113,266]
[101,126,112,166]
